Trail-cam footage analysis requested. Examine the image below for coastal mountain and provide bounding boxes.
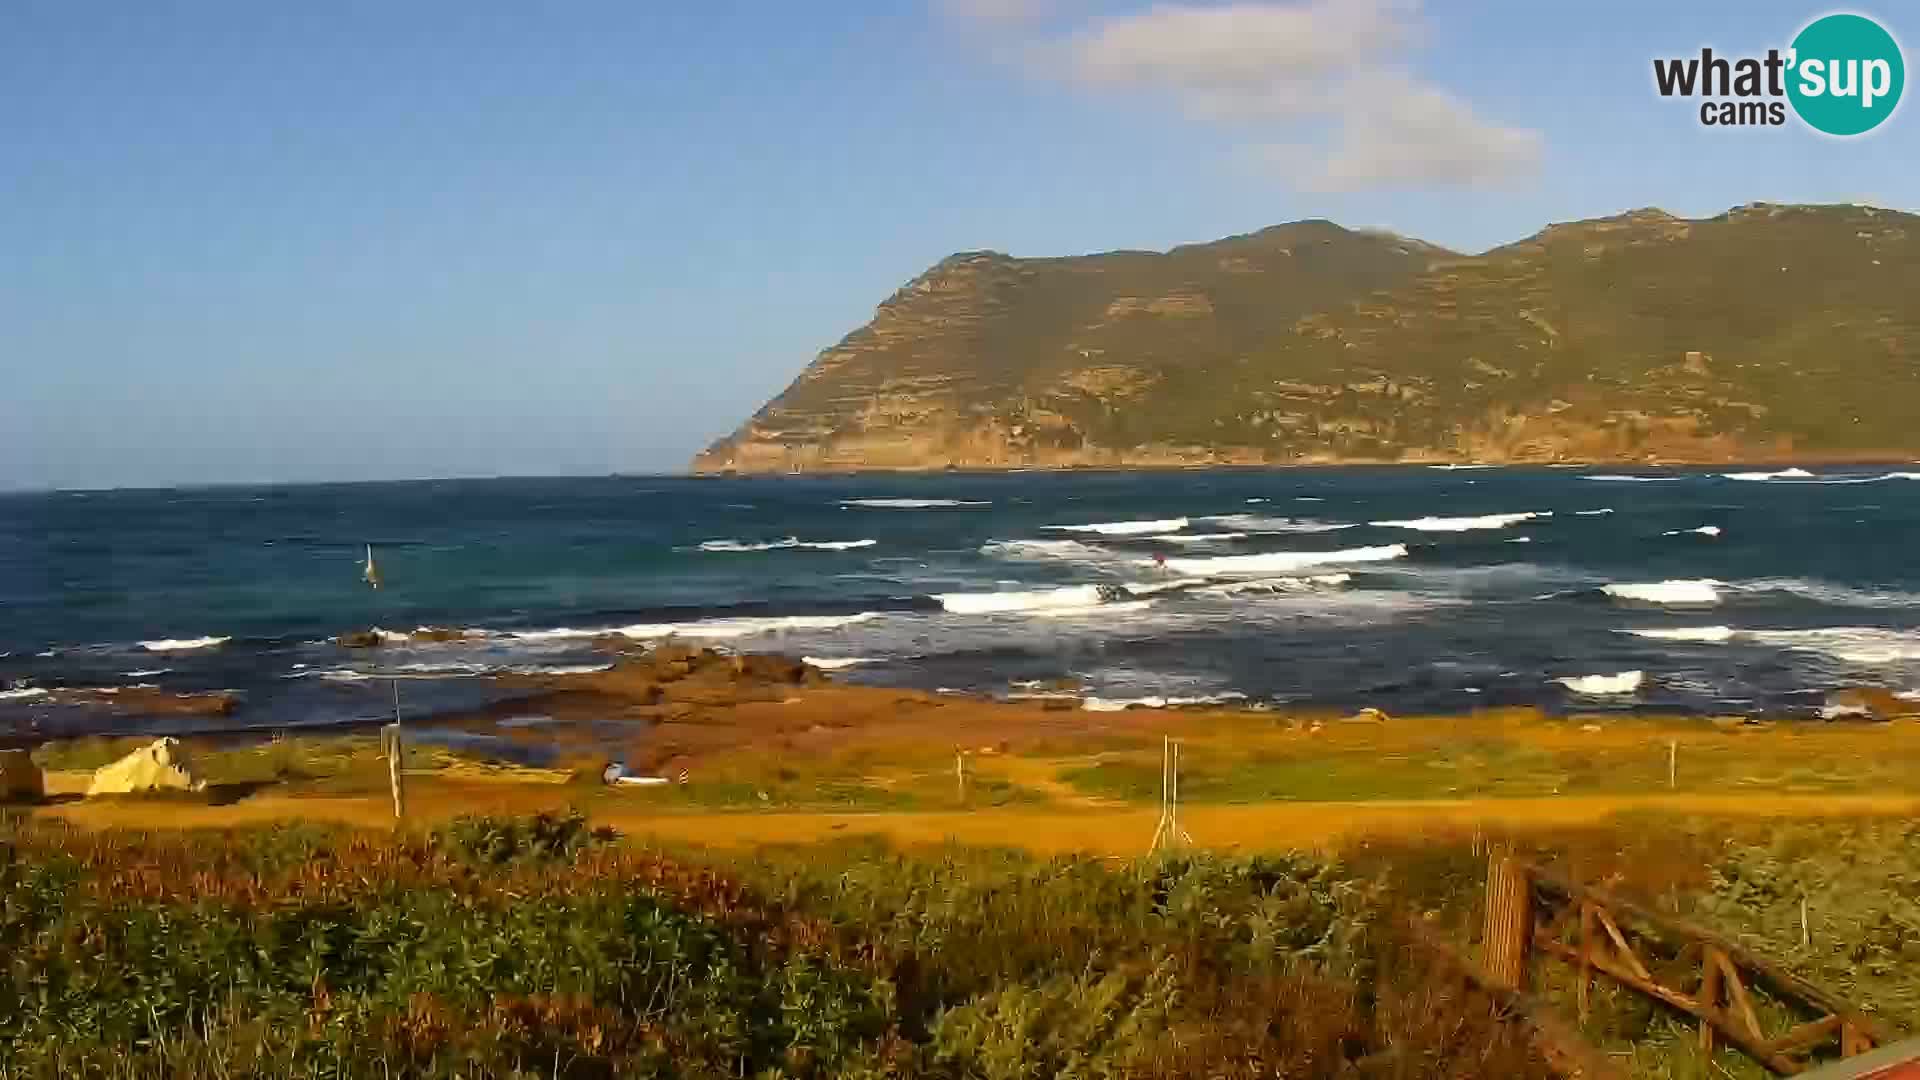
[693,204,1920,471]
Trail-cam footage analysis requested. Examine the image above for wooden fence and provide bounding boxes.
[1480,854,1900,1076]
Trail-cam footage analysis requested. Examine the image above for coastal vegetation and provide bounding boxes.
[6,809,1920,1077]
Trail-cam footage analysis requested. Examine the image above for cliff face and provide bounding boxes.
[694,205,1920,472]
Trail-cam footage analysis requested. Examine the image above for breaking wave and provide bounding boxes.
[1155,544,1408,577]
[1663,525,1722,537]
[1621,626,1736,643]
[804,656,880,670]
[937,584,1112,615]
[1742,578,1920,610]
[1045,517,1189,535]
[0,686,48,701]
[1603,580,1723,606]
[699,537,877,552]
[1369,511,1547,532]
[1583,474,1680,482]
[842,498,990,509]
[509,612,881,642]
[1724,468,1815,481]
[1558,670,1646,695]
[1746,628,1920,666]
[139,635,231,652]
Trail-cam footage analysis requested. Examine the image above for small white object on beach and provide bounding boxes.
[87,737,205,796]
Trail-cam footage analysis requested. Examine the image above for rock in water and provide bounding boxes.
[86,737,206,796]
[0,749,43,801]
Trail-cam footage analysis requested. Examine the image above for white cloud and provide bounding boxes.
[962,0,1542,191]
[1307,75,1543,190]
[1066,0,1410,106]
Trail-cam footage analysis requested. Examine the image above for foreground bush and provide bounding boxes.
[0,817,1546,1078]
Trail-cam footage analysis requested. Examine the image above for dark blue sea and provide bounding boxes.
[4,466,1919,740]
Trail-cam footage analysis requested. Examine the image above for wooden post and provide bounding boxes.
[1668,739,1677,790]
[1483,852,1532,992]
[384,721,405,821]
[1699,946,1722,1053]
[1578,902,1597,1020]
[956,751,965,804]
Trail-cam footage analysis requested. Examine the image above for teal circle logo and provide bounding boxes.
[1787,13,1905,135]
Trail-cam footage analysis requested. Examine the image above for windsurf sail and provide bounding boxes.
[362,544,380,590]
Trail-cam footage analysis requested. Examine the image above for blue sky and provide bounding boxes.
[2,0,1912,489]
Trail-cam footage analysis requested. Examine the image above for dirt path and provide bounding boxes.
[31,786,1920,856]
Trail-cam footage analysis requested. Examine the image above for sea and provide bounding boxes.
[4,466,1919,741]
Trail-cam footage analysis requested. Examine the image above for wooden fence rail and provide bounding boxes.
[1482,856,1901,1077]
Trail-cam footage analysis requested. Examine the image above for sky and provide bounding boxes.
[2,0,1913,490]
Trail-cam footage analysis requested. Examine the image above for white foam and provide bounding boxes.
[937,585,1107,615]
[1741,578,1920,609]
[803,656,880,670]
[1245,497,1269,503]
[1123,577,1214,596]
[122,668,172,677]
[981,538,1112,563]
[1622,626,1736,643]
[1506,536,1533,544]
[699,537,876,552]
[1574,508,1615,516]
[1030,598,1156,618]
[1603,580,1723,606]
[1083,692,1248,711]
[1156,544,1407,577]
[1746,628,1920,666]
[1197,514,1354,533]
[1146,532,1248,544]
[1663,525,1723,537]
[139,635,231,652]
[842,498,989,509]
[0,686,48,701]
[1724,468,1816,481]
[510,612,881,642]
[1558,670,1646,695]
[1196,574,1351,597]
[1369,511,1547,532]
[1583,474,1679,482]
[1045,517,1189,536]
